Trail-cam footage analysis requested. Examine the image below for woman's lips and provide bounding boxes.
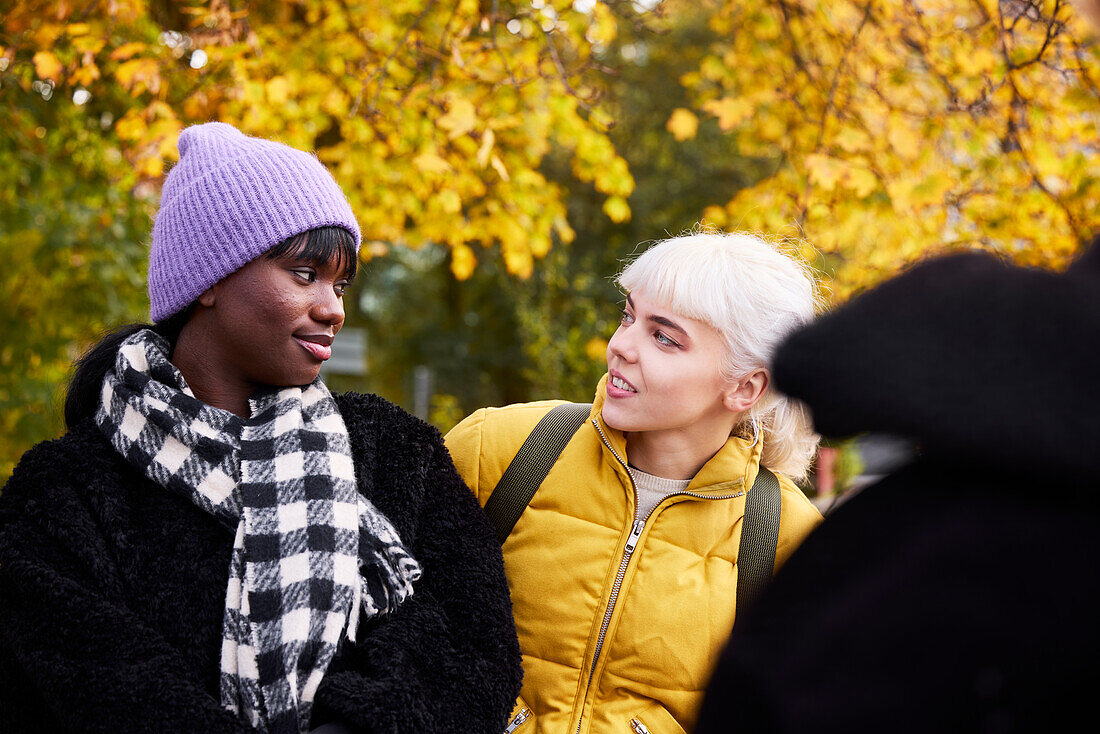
[294,335,333,361]
[606,370,637,398]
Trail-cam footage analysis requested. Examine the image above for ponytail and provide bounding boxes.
[752,391,818,483]
[64,308,192,430]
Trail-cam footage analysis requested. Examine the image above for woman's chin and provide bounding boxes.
[600,406,636,433]
[260,367,323,388]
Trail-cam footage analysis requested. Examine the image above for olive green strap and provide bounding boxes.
[484,403,591,544]
[735,465,782,617]
[486,406,782,615]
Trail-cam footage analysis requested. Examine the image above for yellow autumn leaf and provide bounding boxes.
[114,111,147,142]
[138,155,163,178]
[844,166,879,198]
[813,230,837,255]
[701,205,728,227]
[757,114,786,143]
[489,154,509,182]
[834,126,870,154]
[666,108,699,141]
[157,134,180,160]
[887,115,922,160]
[585,337,608,362]
[450,243,477,280]
[955,78,985,105]
[805,154,845,192]
[503,248,534,279]
[588,3,618,46]
[908,172,953,209]
[321,87,347,117]
[114,58,159,93]
[413,150,452,174]
[266,76,289,105]
[957,48,998,77]
[73,36,106,54]
[438,97,477,139]
[71,63,101,86]
[530,233,551,258]
[109,42,146,61]
[702,97,753,131]
[476,129,495,168]
[603,195,631,223]
[437,189,462,214]
[33,51,63,81]
[553,215,576,245]
[31,24,63,49]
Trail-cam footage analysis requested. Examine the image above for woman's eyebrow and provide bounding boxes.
[648,314,688,337]
[625,294,689,337]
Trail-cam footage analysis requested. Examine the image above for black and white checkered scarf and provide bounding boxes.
[95,329,421,733]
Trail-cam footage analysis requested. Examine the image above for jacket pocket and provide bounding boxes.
[627,701,687,734]
[504,697,535,733]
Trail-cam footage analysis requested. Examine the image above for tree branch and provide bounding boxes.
[351,0,438,118]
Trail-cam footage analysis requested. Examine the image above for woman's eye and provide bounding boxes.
[655,331,680,347]
[620,309,634,325]
[291,268,316,283]
[334,281,348,296]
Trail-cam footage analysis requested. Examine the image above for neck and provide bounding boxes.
[625,425,735,480]
[171,320,254,418]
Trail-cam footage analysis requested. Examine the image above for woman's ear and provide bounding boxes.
[197,287,216,307]
[724,369,769,414]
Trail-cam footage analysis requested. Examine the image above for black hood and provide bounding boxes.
[773,238,1100,486]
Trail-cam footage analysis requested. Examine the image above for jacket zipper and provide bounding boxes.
[574,419,745,734]
[630,718,652,734]
[504,707,530,733]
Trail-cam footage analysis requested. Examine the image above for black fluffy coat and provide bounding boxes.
[0,392,522,733]
[696,246,1100,733]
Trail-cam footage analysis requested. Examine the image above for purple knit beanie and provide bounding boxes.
[148,122,361,321]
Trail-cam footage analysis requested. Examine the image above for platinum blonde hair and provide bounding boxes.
[615,230,820,481]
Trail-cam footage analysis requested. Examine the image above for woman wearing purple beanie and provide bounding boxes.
[0,123,521,733]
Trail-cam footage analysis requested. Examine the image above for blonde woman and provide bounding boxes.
[445,231,823,734]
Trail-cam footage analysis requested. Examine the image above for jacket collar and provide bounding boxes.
[590,374,762,495]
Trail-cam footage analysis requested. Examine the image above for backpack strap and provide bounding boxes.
[486,405,783,614]
[483,402,591,544]
[735,465,782,616]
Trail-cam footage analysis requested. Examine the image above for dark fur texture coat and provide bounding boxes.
[696,244,1100,733]
[0,392,522,733]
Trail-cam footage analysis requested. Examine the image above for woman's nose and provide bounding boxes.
[607,326,637,363]
[312,285,345,327]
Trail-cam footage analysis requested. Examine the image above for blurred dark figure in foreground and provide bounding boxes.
[694,239,1100,733]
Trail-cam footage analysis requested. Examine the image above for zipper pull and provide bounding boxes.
[504,707,530,733]
[630,718,652,734]
[624,519,645,553]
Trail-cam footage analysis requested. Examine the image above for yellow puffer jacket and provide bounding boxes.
[444,378,823,734]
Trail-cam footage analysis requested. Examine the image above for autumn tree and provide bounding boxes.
[0,81,151,473]
[0,0,639,475]
[4,0,1099,479]
[670,0,1100,298]
[351,1,779,426]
